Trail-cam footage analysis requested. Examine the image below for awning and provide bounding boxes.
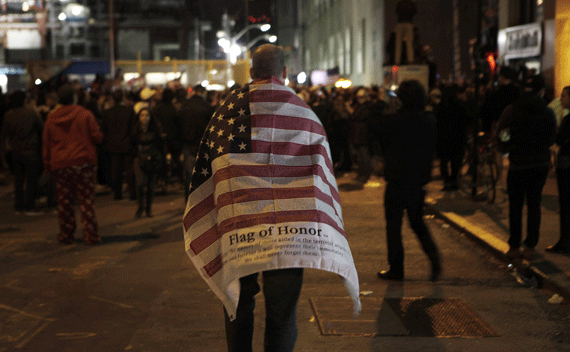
[62,61,110,75]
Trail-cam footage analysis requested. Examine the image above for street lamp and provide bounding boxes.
[245,34,277,51]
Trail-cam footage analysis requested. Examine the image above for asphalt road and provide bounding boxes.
[1,174,570,352]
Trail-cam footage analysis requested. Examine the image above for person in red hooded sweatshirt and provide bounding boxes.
[43,85,104,245]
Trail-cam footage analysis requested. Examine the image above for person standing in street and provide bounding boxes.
[546,85,570,254]
[100,89,136,200]
[0,90,44,215]
[179,84,213,201]
[348,87,374,183]
[152,88,181,192]
[182,44,360,352]
[132,108,164,218]
[497,74,556,260]
[43,85,104,245]
[377,79,441,282]
[394,0,417,65]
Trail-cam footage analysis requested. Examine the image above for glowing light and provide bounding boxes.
[268,35,277,43]
[284,78,290,85]
[486,54,496,75]
[227,80,235,87]
[260,24,271,32]
[35,78,42,85]
[22,2,29,11]
[58,12,67,21]
[71,4,83,16]
[297,72,307,84]
[334,78,352,89]
[123,72,140,81]
[201,80,209,87]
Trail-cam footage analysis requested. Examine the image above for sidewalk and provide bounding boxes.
[426,168,570,301]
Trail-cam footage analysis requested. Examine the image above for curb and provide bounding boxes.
[427,205,570,304]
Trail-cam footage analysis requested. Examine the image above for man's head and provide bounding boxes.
[192,84,206,98]
[57,84,76,105]
[249,44,286,80]
[396,80,426,111]
[524,74,546,95]
[498,66,516,85]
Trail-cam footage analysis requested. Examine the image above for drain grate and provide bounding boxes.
[385,298,499,337]
[310,297,499,338]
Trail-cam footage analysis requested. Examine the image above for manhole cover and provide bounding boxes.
[310,297,499,338]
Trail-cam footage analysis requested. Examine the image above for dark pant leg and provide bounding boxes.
[54,168,77,241]
[406,186,439,259]
[24,158,40,211]
[557,167,570,247]
[507,169,526,249]
[439,155,451,185]
[384,182,405,273]
[12,159,25,211]
[450,146,463,187]
[110,153,126,200]
[76,165,99,243]
[263,268,303,352]
[125,153,137,200]
[146,172,158,213]
[524,166,548,249]
[224,273,260,352]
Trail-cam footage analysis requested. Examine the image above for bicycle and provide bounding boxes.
[460,132,500,203]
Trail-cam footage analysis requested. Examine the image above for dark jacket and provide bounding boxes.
[497,92,556,170]
[0,106,43,160]
[152,102,181,143]
[349,102,373,146]
[480,83,521,132]
[396,0,417,23]
[179,95,213,148]
[380,109,436,185]
[100,104,135,154]
[557,113,570,156]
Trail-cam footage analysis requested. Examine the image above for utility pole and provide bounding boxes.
[109,0,115,79]
[245,0,251,45]
[472,0,483,199]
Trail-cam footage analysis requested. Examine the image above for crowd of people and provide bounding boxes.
[0,64,568,250]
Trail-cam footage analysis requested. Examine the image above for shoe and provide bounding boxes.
[135,208,143,218]
[145,211,153,218]
[505,248,521,260]
[57,234,74,245]
[521,247,535,261]
[377,270,403,281]
[545,243,570,254]
[84,238,101,245]
[24,210,44,216]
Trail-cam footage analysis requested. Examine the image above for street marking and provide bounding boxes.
[88,296,134,309]
[0,304,54,349]
[3,279,32,294]
[56,333,97,340]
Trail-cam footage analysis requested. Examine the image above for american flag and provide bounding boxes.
[183,76,360,319]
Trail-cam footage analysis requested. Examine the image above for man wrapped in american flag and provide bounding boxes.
[183,44,360,352]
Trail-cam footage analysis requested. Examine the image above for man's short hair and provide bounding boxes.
[525,74,545,94]
[250,44,285,79]
[162,88,174,103]
[193,84,206,96]
[499,66,517,82]
[10,90,26,108]
[396,80,426,111]
[57,84,75,105]
[112,89,124,104]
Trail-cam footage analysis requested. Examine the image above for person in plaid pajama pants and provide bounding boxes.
[43,85,104,245]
